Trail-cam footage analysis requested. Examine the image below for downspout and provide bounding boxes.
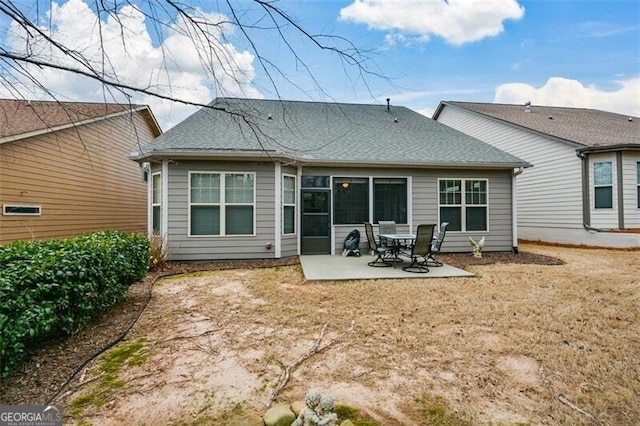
[274,163,282,259]
[297,165,302,256]
[616,151,625,229]
[407,176,413,234]
[147,166,153,235]
[161,160,169,239]
[577,150,607,232]
[512,167,524,254]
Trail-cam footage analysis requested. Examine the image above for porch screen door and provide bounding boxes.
[301,189,331,254]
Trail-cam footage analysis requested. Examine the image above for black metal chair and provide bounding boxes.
[364,222,395,267]
[401,224,436,273]
[427,222,449,267]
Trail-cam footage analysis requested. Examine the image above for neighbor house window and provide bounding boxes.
[593,161,613,209]
[151,172,162,233]
[333,177,369,224]
[3,204,41,215]
[373,178,407,224]
[189,172,255,236]
[439,179,488,232]
[283,175,296,234]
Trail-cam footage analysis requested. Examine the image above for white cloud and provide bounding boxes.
[339,0,525,46]
[495,76,640,117]
[415,107,435,117]
[0,0,261,129]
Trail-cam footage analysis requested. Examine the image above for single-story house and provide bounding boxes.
[131,97,531,261]
[0,99,162,245]
[433,101,640,248]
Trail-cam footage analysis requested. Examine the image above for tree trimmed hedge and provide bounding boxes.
[0,231,150,378]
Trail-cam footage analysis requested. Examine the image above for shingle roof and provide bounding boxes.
[137,98,529,168]
[439,101,639,149]
[0,99,153,140]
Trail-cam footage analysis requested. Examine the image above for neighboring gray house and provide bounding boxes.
[433,101,640,248]
[132,98,530,261]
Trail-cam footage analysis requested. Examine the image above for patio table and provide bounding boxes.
[379,233,416,267]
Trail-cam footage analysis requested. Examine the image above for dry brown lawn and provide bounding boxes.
[62,243,639,425]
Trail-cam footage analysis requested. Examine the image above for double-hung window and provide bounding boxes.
[283,175,296,234]
[190,172,255,236]
[151,173,162,233]
[439,179,488,232]
[593,162,613,209]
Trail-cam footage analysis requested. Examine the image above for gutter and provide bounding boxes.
[130,149,531,170]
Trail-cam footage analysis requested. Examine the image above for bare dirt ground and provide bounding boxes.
[2,244,639,425]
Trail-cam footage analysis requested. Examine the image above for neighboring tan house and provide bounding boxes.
[131,97,531,261]
[433,101,640,248]
[0,99,162,245]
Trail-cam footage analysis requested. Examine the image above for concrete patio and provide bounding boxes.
[299,254,475,281]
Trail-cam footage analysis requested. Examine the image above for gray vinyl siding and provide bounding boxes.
[436,106,584,230]
[623,152,640,228]
[165,160,278,261]
[413,168,513,253]
[159,161,514,261]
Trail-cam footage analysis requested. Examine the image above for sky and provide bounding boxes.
[0,0,638,130]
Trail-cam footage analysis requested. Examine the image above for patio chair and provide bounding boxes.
[401,223,436,273]
[427,222,449,267]
[378,220,409,249]
[364,222,395,267]
[378,220,397,235]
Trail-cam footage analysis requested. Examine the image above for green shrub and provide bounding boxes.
[0,231,149,377]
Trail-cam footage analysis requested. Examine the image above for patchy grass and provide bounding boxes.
[414,394,474,426]
[335,403,378,425]
[61,244,639,425]
[69,338,148,417]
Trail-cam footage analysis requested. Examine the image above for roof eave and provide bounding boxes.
[437,102,587,149]
[131,149,531,169]
[576,144,640,154]
[130,149,283,162]
[0,105,161,144]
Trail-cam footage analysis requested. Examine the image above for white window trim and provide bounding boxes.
[3,204,42,216]
[150,172,162,233]
[437,178,490,233]
[593,161,613,209]
[282,173,297,235]
[188,171,257,237]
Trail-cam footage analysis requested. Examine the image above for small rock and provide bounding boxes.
[340,420,355,426]
[290,400,304,417]
[264,405,295,426]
